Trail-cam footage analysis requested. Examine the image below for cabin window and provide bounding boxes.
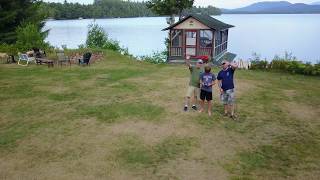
[171,30,182,47]
[200,30,213,48]
[222,30,227,43]
[186,31,197,46]
[215,31,221,45]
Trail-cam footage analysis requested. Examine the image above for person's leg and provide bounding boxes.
[221,91,230,116]
[228,90,236,119]
[224,105,228,115]
[199,100,205,113]
[185,96,190,110]
[207,100,212,116]
[194,87,201,110]
[207,91,213,116]
[192,89,197,110]
[199,90,205,112]
[184,86,194,111]
[230,104,234,116]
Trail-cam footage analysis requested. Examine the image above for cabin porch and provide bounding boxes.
[168,29,230,63]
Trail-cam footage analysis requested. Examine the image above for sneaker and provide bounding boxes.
[230,114,237,121]
[192,105,197,111]
[184,106,188,112]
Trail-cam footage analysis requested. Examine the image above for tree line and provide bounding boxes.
[42,0,221,20]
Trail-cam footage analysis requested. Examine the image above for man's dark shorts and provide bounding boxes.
[200,90,212,101]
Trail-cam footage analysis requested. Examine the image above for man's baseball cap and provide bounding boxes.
[221,60,228,65]
[197,59,203,64]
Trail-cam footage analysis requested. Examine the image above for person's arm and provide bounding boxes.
[211,74,217,86]
[199,73,204,88]
[209,74,216,87]
[185,56,192,69]
[218,80,223,94]
[230,61,238,70]
[216,73,223,93]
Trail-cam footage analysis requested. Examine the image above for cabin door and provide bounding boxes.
[185,30,197,57]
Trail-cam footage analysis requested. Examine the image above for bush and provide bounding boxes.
[270,60,289,70]
[86,23,108,49]
[85,23,128,55]
[103,39,121,52]
[138,51,167,64]
[15,22,49,51]
[0,43,18,55]
[314,63,320,75]
[249,52,320,76]
[250,60,268,70]
[287,61,305,74]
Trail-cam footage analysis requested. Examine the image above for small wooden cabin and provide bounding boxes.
[163,14,236,64]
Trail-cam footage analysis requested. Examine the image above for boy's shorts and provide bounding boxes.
[200,89,212,101]
[221,89,235,105]
[186,86,200,100]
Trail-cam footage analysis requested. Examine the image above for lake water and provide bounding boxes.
[44,14,320,63]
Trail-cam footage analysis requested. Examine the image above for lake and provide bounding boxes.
[44,14,320,63]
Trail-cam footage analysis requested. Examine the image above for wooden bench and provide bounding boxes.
[36,58,54,68]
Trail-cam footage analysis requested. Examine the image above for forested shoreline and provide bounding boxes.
[43,0,221,20]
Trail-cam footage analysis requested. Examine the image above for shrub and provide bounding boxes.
[15,22,49,51]
[103,39,121,52]
[314,63,320,75]
[0,43,18,55]
[250,60,268,70]
[85,23,129,55]
[270,59,290,70]
[287,61,305,74]
[86,23,108,48]
[137,51,167,64]
[249,52,319,76]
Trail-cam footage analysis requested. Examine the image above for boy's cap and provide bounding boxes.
[197,59,203,64]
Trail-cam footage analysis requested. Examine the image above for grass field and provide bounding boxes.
[1,50,319,179]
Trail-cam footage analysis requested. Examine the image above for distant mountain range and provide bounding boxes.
[222,1,320,14]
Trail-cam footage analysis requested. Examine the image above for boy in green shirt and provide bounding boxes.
[184,58,204,111]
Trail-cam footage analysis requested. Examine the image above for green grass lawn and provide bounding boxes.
[0,50,319,179]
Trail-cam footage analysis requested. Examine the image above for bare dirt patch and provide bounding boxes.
[282,101,320,122]
[234,79,258,97]
[107,118,200,145]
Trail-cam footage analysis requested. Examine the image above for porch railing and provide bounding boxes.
[214,41,228,56]
[198,48,212,56]
[170,47,182,57]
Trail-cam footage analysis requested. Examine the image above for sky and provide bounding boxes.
[44,0,319,9]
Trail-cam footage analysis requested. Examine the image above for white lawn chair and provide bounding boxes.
[18,53,35,66]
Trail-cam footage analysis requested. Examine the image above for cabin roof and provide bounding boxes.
[162,14,234,31]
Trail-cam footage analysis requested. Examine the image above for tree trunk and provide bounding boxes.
[170,14,175,25]
[178,9,183,20]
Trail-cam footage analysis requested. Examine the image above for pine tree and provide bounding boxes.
[0,0,47,44]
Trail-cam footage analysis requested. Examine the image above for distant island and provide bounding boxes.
[222,1,320,14]
[41,0,320,20]
[43,0,221,20]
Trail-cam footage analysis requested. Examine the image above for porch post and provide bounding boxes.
[196,30,200,57]
[226,29,229,51]
[168,29,171,58]
[182,29,185,59]
[212,30,216,59]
